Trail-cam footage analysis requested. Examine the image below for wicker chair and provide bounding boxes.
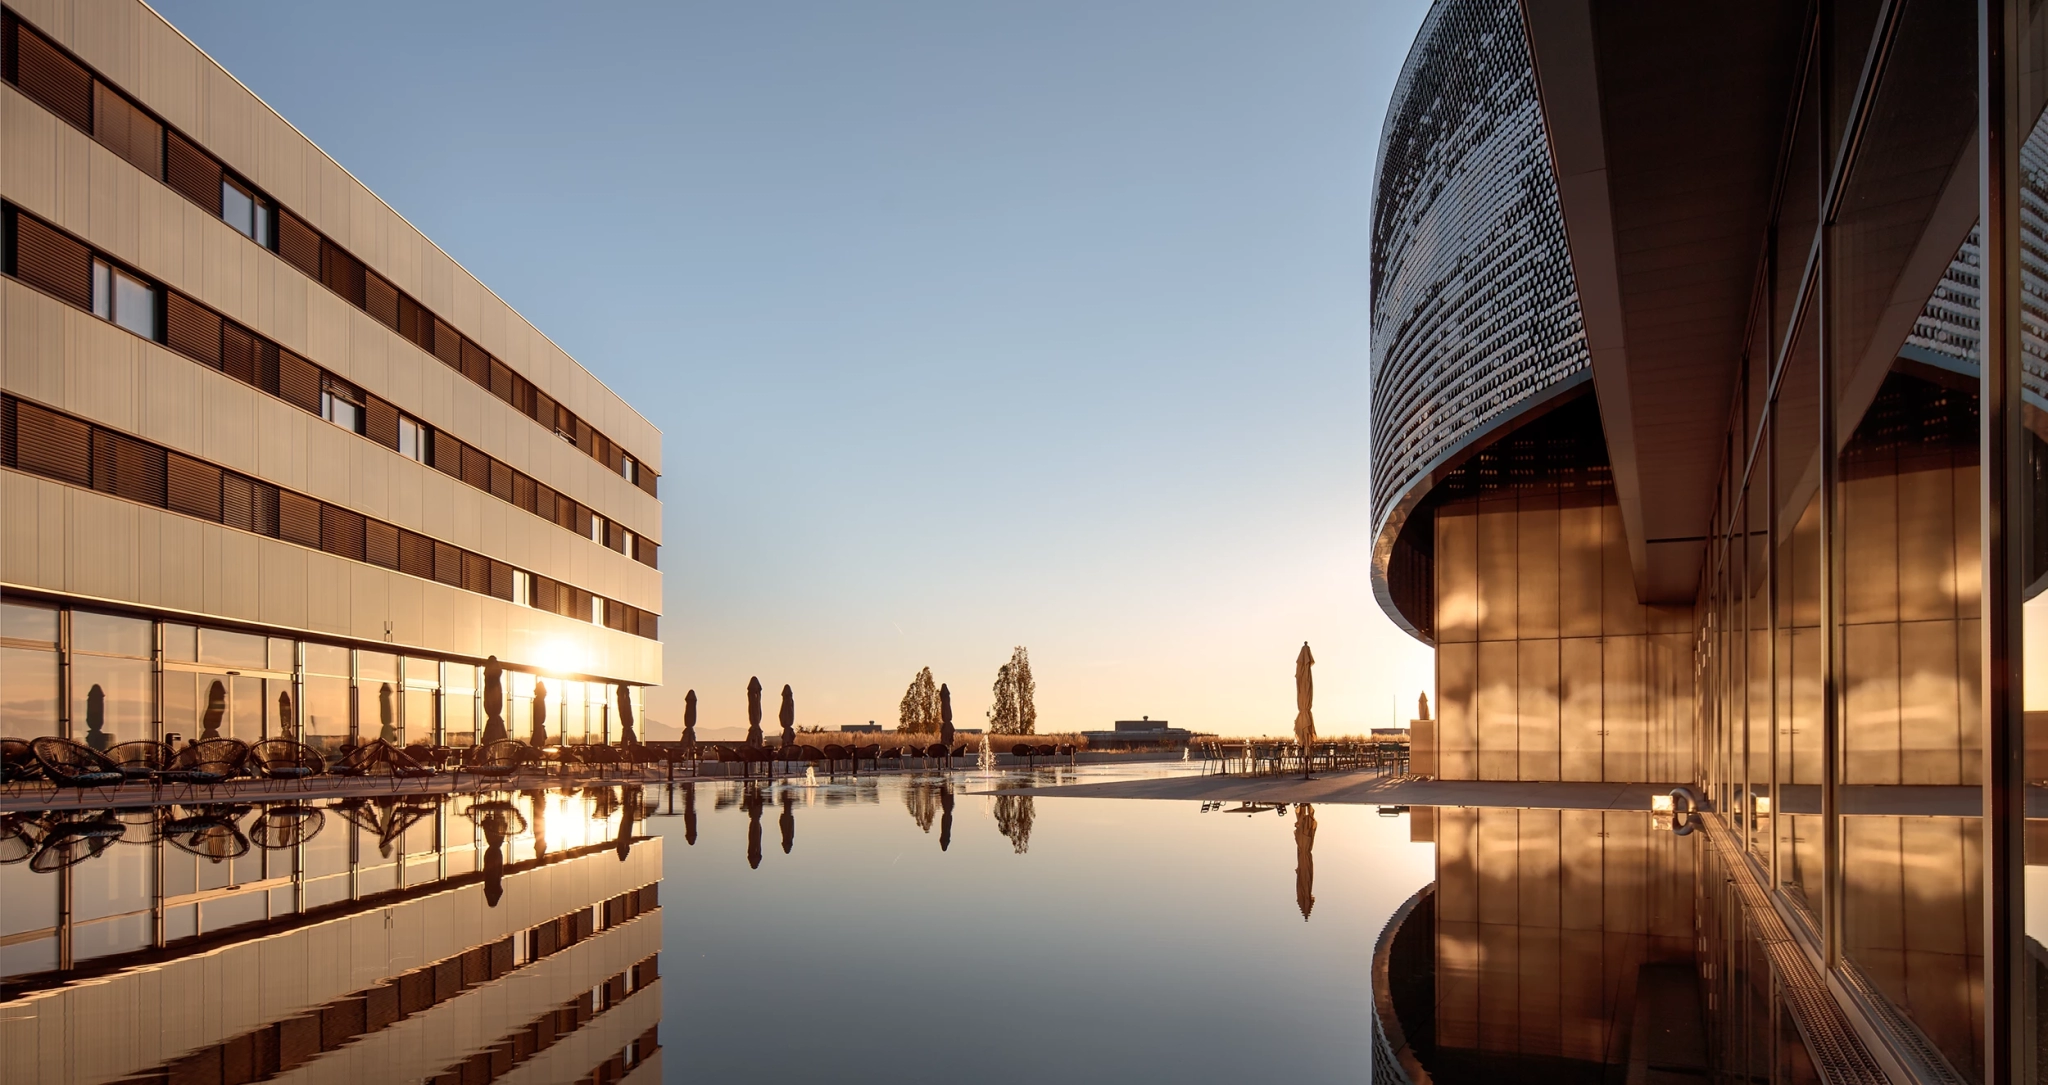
[463,739,537,781]
[105,740,172,783]
[329,740,435,786]
[247,739,325,788]
[163,739,251,797]
[29,813,126,872]
[1,737,45,787]
[29,737,126,798]
[249,804,326,849]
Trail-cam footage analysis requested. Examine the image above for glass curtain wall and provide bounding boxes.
[1692,0,2048,1079]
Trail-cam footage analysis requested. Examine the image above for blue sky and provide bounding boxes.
[152,0,1437,736]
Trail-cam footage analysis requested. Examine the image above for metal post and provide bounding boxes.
[1981,0,2029,1080]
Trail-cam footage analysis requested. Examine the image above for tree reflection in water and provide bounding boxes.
[994,793,1033,854]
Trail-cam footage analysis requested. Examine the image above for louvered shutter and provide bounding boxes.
[489,561,513,601]
[639,612,658,640]
[558,495,579,531]
[166,453,222,520]
[488,360,513,404]
[461,446,489,490]
[164,292,221,366]
[512,474,535,513]
[635,469,658,498]
[277,351,321,413]
[489,461,513,502]
[531,576,558,614]
[221,474,253,531]
[573,504,593,538]
[398,296,428,348]
[276,211,320,278]
[432,431,463,476]
[593,434,614,472]
[399,530,434,579]
[320,242,365,306]
[460,340,489,386]
[432,319,461,367]
[10,212,92,309]
[364,396,399,449]
[163,131,222,213]
[93,82,161,178]
[277,490,321,547]
[606,520,624,552]
[574,419,594,456]
[530,389,556,429]
[433,542,462,586]
[219,322,253,384]
[364,271,399,330]
[107,432,166,505]
[320,504,365,561]
[365,520,399,568]
[636,539,658,570]
[1,396,15,468]
[14,400,91,485]
[9,19,91,131]
[533,481,557,521]
[251,482,280,536]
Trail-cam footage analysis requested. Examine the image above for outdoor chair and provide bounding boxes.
[1,737,45,788]
[29,812,126,872]
[104,740,172,784]
[925,742,948,768]
[463,740,538,782]
[163,808,250,862]
[164,739,251,798]
[247,739,325,788]
[29,737,126,799]
[249,803,326,849]
[329,739,435,787]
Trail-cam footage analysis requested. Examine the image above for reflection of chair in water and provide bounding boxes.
[249,804,326,849]
[163,807,251,862]
[339,796,443,857]
[1,814,47,864]
[29,812,126,872]
[30,737,126,798]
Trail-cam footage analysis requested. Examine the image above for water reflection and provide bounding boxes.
[994,792,1034,853]
[1295,803,1316,921]
[744,782,764,869]
[778,788,795,854]
[940,784,955,851]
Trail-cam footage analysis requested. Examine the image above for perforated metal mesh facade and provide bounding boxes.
[1369,0,1588,533]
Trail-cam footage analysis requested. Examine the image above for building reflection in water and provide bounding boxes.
[0,787,661,1085]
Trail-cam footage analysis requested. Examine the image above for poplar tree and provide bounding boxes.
[898,667,941,732]
[986,646,1037,734]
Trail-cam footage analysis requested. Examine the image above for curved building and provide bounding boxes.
[1369,0,1588,642]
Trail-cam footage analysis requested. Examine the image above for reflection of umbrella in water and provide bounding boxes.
[745,678,764,748]
[480,656,508,746]
[616,786,641,860]
[618,684,639,746]
[682,783,698,846]
[525,789,550,859]
[1294,803,1317,921]
[531,679,550,747]
[1294,643,1316,780]
[939,785,955,852]
[378,683,397,743]
[778,789,795,854]
[250,804,326,849]
[164,808,250,863]
[30,813,127,872]
[468,798,527,908]
[744,784,764,869]
[682,690,698,746]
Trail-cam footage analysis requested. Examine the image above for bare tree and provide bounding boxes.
[987,646,1037,734]
[898,667,941,733]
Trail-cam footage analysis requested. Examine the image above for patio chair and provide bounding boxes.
[104,740,172,785]
[249,803,326,849]
[29,812,126,872]
[247,739,325,789]
[462,739,537,782]
[1,737,46,788]
[328,739,435,788]
[29,737,126,800]
[164,739,251,798]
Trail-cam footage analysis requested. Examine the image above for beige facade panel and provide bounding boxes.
[9,0,661,473]
[2,282,661,613]
[0,93,661,537]
[0,471,660,685]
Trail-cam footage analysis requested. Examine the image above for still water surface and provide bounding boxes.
[655,765,1433,1083]
[0,764,1432,1083]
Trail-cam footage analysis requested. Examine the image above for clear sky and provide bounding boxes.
[150,0,1437,738]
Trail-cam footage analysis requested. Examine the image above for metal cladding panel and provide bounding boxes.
[1369,0,1588,586]
[93,81,161,178]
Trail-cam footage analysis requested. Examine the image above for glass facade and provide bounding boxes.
[0,594,636,753]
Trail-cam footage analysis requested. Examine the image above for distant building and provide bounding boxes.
[1085,716,1191,749]
[837,723,883,733]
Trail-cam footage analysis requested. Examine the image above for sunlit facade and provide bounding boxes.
[0,1,661,760]
[1372,0,2048,1080]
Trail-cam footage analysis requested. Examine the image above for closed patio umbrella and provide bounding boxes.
[481,656,508,746]
[938,684,955,747]
[617,683,638,746]
[531,679,550,747]
[378,682,397,743]
[682,690,698,745]
[779,684,796,749]
[1294,643,1315,780]
[745,677,764,748]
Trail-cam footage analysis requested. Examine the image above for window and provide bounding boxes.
[91,259,156,339]
[220,178,272,247]
[512,569,531,607]
[591,596,604,624]
[589,513,607,544]
[622,529,635,557]
[621,456,638,483]
[321,378,363,435]
[398,415,427,463]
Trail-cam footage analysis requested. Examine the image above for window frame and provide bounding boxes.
[90,258,158,341]
[219,175,273,248]
[320,377,364,436]
[397,415,427,464]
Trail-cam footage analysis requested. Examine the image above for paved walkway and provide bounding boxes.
[1016,769,1691,811]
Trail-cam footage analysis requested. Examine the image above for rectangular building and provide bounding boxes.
[0,1,660,752]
